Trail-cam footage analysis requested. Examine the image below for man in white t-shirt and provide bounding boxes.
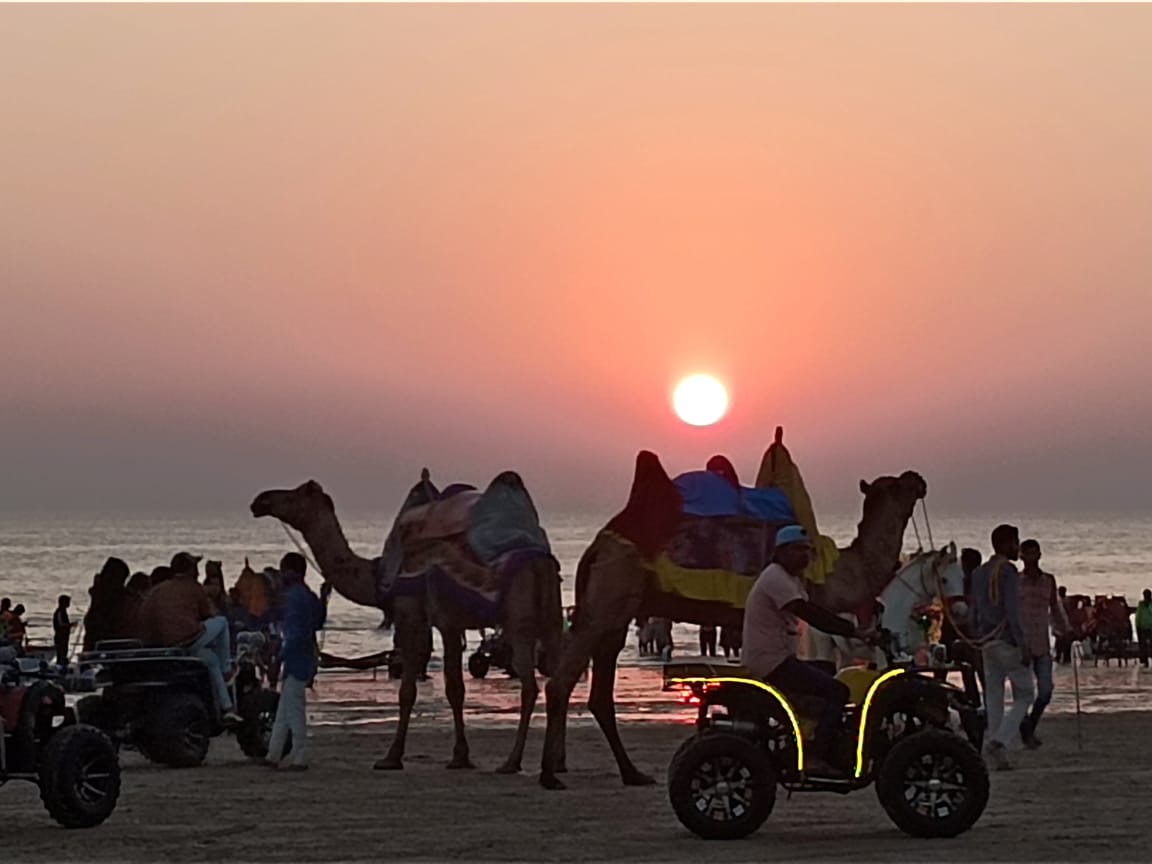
[743,524,862,777]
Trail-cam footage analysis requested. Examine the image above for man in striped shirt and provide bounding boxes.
[1018,539,1070,749]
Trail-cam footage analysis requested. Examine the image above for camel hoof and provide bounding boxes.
[446,759,476,770]
[539,773,567,791]
[622,770,656,787]
[373,758,403,771]
[494,761,521,775]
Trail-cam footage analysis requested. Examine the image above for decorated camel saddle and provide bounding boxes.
[601,430,841,624]
[377,469,553,622]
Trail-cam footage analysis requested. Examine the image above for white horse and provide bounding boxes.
[803,544,968,668]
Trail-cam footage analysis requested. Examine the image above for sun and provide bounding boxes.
[672,374,729,426]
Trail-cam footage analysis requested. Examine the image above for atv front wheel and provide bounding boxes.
[875,728,989,838]
[668,732,776,840]
[39,724,121,828]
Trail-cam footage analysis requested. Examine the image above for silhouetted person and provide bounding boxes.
[53,595,73,667]
[84,557,131,650]
[699,625,718,656]
[1137,589,1152,668]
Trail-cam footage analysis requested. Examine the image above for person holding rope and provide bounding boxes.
[971,524,1033,771]
[263,552,328,771]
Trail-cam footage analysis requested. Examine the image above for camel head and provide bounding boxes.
[250,480,333,531]
[855,470,927,543]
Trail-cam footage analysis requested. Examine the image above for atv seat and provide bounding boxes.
[95,639,144,652]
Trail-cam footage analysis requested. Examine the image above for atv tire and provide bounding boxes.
[467,652,490,680]
[875,728,989,838]
[138,692,211,768]
[668,732,776,840]
[237,688,290,761]
[39,724,121,828]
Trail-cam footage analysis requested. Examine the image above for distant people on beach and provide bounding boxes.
[0,597,13,643]
[1018,539,1069,749]
[720,624,742,660]
[6,604,27,650]
[264,552,328,771]
[971,523,1032,771]
[53,595,74,667]
[1137,590,1152,669]
[698,625,718,657]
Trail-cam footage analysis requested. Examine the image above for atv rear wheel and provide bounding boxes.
[876,728,989,838]
[668,732,776,840]
[138,693,211,768]
[467,652,490,679]
[39,724,121,828]
[236,688,290,761]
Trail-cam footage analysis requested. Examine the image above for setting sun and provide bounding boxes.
[672,374,729,427]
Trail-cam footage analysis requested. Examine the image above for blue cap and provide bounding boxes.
[775,524,812,547]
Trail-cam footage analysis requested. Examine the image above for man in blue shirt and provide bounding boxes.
[970,524,1034,771]
[264,552,328,770]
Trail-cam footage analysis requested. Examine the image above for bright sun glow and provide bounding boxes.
[672,374,729,426]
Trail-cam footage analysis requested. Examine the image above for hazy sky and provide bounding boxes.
[2,4,1150,516]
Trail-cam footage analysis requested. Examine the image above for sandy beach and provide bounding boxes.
[3,710,1149,862]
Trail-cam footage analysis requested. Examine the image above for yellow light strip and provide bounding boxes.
[854,668,907,778]
[669,676,805,773]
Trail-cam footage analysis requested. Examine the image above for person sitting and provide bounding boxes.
[742,524,863,778]
[7,604,27,650]
[83,557,131,650]
[138,552,241,724]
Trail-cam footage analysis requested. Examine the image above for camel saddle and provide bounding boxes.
[377,470,552,621]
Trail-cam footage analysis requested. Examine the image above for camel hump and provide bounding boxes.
[468,473,549,562]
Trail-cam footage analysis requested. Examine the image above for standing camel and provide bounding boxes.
[539,450,928,789]
[250,477,563,775]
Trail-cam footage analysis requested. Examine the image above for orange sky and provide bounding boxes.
[2,4,1150,513]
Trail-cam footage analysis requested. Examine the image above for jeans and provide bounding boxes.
[981,640,1035,748]
[267,675,309,766]
[1022,653,1054,739]
[191,615,234,712]
[1138,629,1152,667]
[767,656,850,761]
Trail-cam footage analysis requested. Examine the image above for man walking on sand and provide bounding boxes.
[264,553,328,771]
[1136,589,1152,669]
[1018,539,1069,749]
[970,524,1034,771]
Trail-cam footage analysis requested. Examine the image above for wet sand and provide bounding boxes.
[4,709,1151,861]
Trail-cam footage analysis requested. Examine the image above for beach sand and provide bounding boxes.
[3,711,1149,861]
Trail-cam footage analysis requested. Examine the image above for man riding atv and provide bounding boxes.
[742,524,871,778]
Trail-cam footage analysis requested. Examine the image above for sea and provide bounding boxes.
[3,509,1150,727]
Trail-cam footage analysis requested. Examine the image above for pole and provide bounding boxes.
[1071,640,1084,751]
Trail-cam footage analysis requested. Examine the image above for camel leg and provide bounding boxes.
[375,621,425,770]
[441,628,474,769]
[588,628,654,786]
[540,628,599,790]
[495,636,539,775]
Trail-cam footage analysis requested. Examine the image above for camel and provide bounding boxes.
[538,450,928,789]
[250,478,563,775]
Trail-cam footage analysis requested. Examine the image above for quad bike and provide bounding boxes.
[0,652,120,827]
[76,634,288,768]
[467,629,517,679]
[664,635,988,841]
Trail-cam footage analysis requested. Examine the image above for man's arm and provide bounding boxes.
[783,599,856,638]
[1049,576,1070,633]
[1002,569,1026,649]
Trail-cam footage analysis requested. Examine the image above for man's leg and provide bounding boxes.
[980,642,1008,750]
[767,657,849,768]
[284,676,309,767]
[266,685,291,764]
[999,650,1036,748]
[192,618,235,713]
[1022,654,1054,745]
[1139,630,1151,668]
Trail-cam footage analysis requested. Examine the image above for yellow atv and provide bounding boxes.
[663,653,988,841]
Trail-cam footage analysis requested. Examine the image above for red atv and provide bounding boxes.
[0,655,121,828]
